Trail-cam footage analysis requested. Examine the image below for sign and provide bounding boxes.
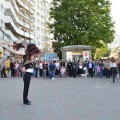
[72,51,82,55]
[66,52,72,61]
[83,51,89,61]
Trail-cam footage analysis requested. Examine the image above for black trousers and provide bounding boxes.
[111,67,116,83]
[68,69,72,77]
[39,69,43,77]
[88,68,93,77]
[23,72,32,103]
[1,67,7,78]
[73,69,77,78]
[106,69,110,78]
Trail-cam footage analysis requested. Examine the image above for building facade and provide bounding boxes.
[0,0,35,59]
[0,0,52,61]
[34,0,52,51]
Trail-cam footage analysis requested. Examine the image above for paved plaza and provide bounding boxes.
[0,77,120,120]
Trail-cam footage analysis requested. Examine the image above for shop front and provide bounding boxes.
[61,45,92,61]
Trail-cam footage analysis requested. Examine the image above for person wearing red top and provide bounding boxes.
[43,61,48,79]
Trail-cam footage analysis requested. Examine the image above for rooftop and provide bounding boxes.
[61,45,92,51]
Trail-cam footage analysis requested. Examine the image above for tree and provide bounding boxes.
[94,43,110,59]
[49,0,115,55]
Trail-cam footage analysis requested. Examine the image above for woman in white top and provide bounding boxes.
[110,57,117,83]
[39,61,43,77]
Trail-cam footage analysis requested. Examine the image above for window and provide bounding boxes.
[1,5,3,11]
[37,5,39,9]
[37,27,40,30]
[1,20,4,29]
[37,12,40,16]
[38,42,40,45]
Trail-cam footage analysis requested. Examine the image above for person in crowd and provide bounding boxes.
[104,59,111,78]
[118,60,120,79]
[18,62,23,77]
[55,60,60,77]
[10,60,15,77]
[6,58,10,75]
[39,61,43,77]
[48,61,56,80]
[14,61,19,77]
[72,58,77,78]
[34,60,39,78]
[21,66,26,77]
[110,57,117,83]
[78,60,84,77]
[98,60,104,78]
[87,58,94,77]
[1,60,7,78]
[67,60,73,77]
[43,61,48,79]
[60,60,65,68]
[97,64,101,78]
[116,59,120,78]
[60,66,66,77]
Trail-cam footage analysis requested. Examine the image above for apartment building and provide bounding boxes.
[0,0,35,59]
[34,0,52,51]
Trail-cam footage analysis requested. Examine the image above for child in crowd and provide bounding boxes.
[60,66,66,77]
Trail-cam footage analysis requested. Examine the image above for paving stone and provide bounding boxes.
[0,77,120,120]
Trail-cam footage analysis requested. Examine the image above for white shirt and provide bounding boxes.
[110,62,117,67]
[55,63,60,69]
[26,68,33,73]
[39,63,43,69]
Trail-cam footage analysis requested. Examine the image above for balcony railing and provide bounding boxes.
[11,0,35,22]
[5,16,34,39]
[29,0,35,6]
[0,28,13,43]
[16,0,34,15]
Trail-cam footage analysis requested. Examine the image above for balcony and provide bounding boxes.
[4,0,34,24]
[4,30,18,41]
[11,0,35,22]
[4,16,34,39]
[28,0,35,7]
[4,7,34,32]
[16,0,34,15]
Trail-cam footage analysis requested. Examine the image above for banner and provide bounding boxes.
[66,52,72,61]
[83,51,89,61]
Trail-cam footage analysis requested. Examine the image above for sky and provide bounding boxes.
[110,0,120,35]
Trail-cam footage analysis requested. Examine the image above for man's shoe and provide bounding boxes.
[24,101,31,105]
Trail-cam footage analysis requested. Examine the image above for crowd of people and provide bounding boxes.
[0,57,120,82]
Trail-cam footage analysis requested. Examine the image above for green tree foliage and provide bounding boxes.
[94,46,110,58]
[94,42,110,59]
[49,0,115,55]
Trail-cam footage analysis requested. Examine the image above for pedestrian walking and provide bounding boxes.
[110,57,117,83]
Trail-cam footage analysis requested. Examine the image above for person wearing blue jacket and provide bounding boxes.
[87,58,95,77]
